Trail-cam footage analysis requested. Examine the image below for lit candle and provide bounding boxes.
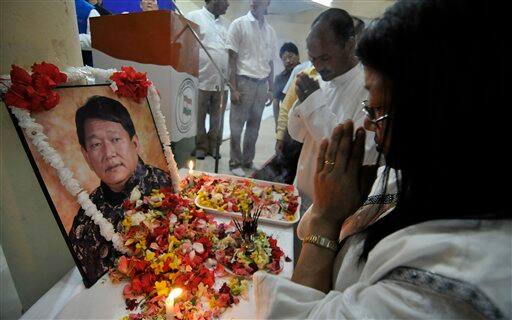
[188,160,194,176]
[165,288,183,320]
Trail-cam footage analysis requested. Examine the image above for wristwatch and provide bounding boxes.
[303,234,339,252]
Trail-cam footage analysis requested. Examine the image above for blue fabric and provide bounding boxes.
[102,0,175,14]
[75,0,94,34]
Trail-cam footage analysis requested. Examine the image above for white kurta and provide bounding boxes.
[288,63,378,203]
[186,7,230,91]
[254,219,512,319]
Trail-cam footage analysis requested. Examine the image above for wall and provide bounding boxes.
[0,0,81,312]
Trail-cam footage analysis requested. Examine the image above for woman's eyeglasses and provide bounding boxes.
[361,100,389,124]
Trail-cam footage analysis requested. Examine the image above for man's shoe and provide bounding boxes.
[230,167,246,177]
[194,149,206,160]
[242,163,260,171]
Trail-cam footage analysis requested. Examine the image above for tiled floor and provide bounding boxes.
[195,106,276,176]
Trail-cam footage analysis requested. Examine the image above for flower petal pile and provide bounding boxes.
[216,231,289,277]
[110,66,152,103]
[181,173,299,222]
[2,62,67,112]
[110,187,281,319]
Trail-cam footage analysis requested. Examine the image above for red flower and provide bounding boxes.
[174,267,215,293]
[31,62,68,84]
[123,199,136,210]
[130,272,156,295]
[110,66,152,103]
[118,256,149,278]
[125,298,139,311]
[217,283,235,307]
[118,256,130,275]
[2,63,67,112]
[173,224,188,239]
[268,236,284,260]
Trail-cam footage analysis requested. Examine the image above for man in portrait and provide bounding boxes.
[69,95,171,283]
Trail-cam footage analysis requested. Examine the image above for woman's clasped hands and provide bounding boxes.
[309,120,376,239]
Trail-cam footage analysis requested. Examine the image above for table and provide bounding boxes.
[21,216,295,319]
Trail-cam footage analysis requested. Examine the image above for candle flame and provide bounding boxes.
[167,288,183,304]
[188,160,194,172]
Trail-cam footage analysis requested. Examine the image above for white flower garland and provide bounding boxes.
[146,84,181,192]
[4,66,182,255]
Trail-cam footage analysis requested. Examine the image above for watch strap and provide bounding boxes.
[303,234,339,252]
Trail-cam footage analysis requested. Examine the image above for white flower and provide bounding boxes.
[212,192,223,202]
[192,242,204,254]
[130,186,142,202]
[196,219,206,229]
[205,258,217,269]
[77,191,91,206]
[252,187,263,197]
[110,81,118,92]
[64,179,82,196]
[130,212,145,226]
[272,192,283,201]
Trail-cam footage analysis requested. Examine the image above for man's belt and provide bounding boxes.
[238,75,268,84]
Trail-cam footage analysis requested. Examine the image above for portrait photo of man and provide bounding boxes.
[68,95,172,283]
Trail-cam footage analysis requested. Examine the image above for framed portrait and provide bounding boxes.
[9,83,174,287]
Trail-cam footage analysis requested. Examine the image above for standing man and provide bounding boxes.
[187,0,231,160]
[272,42,300,127]
[288,8,378,211]
[227,0,277,177]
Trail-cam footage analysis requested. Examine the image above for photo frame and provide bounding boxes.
[4,66,180,287]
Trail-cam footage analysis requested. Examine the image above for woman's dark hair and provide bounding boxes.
[279,42,299,58]
[356,0,506,260]
[75,95,136,149]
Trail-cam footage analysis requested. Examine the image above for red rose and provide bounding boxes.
[3,63,66,112]
[110,66,152,103]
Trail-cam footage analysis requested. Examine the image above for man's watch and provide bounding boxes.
[303,234,339,252]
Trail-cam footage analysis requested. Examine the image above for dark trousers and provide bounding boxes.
[196,89,227,154]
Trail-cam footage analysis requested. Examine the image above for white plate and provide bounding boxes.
[190,172,300,226]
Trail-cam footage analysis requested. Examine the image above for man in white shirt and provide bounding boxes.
[186,0,230,160]
[226,0,277,177]
[289,8,378,209]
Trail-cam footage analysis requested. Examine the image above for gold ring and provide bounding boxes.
[324,160,335,165]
